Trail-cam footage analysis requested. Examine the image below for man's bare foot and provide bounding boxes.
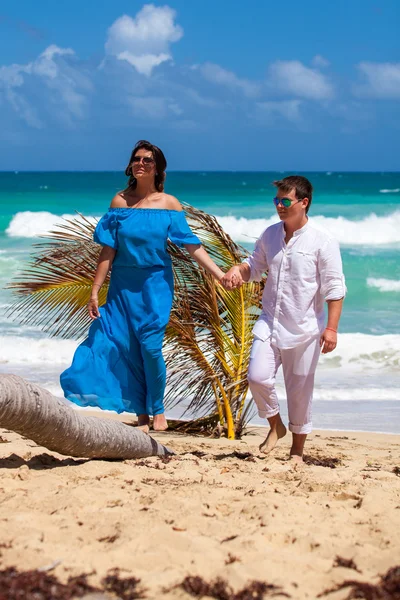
[289,454,305,469]
[153,413,168,431]
[259,420,287,454]
[137,414,150,434]
[289,454,304,464]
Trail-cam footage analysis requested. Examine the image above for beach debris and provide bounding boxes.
[97,533,120,544]
[225,553,241,565]
[333,556,362,573]
[187,450,208,458]
[318,564,400,598]
[102,569,147,599]
[303,455,341,469]
[38,559,63,573]
[362,462,382,472]
[232,451,255,461]
[221,535,238,544]
[0,374,174,460]
[213,451,256,462]
[0,567,147,599]
[167,575,290,599]
[354,497,363,509]
[0,568,97,599]
[393,466,400,477]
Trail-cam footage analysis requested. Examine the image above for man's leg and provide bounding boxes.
[281,337,321,461]
[247,336,286,454]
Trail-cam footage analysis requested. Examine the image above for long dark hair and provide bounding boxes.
[124,140,167,191]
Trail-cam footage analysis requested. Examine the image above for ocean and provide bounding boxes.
[0,171,399,433]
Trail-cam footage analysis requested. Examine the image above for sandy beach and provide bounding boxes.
[0,414,399,599]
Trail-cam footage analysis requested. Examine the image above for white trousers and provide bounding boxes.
[247,335,321,434]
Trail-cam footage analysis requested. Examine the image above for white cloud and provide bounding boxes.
[268,60,333,100]
[117,51,171,77]
[105,5,183,76]
[0,64,30,87]
[256,100,302,122]
[312,55,330,68]
[33,44,75,78]
[6,89,42,128]
[129,95,183,118]
[200,62,260,98]
[0,44,91,127]
[354,62,400,98]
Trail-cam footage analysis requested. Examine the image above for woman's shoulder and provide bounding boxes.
[160,194,183,212]
[110,192,129,208]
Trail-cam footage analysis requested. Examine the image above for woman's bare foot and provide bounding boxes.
[137,414,150,434]
[153,413,168,431]
[259,416,287,454]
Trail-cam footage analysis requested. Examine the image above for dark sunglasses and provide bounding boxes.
[132,156,155,165]
[273,196,302,208]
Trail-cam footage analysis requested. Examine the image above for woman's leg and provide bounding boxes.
[140,327,168,430]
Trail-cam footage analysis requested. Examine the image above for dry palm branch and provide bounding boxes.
[7,205,264,440]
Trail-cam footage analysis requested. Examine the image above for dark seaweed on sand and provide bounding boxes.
[171,575,290,599]
[0,567,147,600]
[102,568,147,599]
[318,565,400,599]
[0,568,96,600]
[303,455,342,468]
[334,556,362,573]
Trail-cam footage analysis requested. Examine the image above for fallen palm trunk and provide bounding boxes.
[0,374,173,459]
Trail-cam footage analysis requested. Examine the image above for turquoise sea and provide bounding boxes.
[0,171,399,433]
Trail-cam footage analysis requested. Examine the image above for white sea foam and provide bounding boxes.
[380,188,400,193]
[0,332,398,373]
[367,278,400,293]
[6,209,400,247]
[5,211,97,238]
[312,387,400,401]
[0,335,77,364]
[318,333,400,372]
[216,211,400,246]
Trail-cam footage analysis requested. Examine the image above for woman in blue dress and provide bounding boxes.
[60,140,226,432]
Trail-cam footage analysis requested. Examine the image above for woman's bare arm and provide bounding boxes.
[88,246,116,319]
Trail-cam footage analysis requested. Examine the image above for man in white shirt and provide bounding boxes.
[222,176,345,462]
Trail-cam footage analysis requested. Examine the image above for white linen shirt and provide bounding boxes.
[243,219,346,349]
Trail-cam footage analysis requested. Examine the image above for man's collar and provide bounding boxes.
[282,218,309,238]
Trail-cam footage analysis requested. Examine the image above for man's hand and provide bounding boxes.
[221,266,243,290]
[320,328,337,354]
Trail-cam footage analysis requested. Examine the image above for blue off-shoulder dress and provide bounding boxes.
[60,208,201,416]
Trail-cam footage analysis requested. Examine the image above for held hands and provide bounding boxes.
[220,266,244,290]
[320,328,337,354]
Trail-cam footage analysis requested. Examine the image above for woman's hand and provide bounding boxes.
[221,266,243,290]
[88,296,100,320]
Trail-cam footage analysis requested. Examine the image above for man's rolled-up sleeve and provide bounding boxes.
[318,238,347,301]
[242,235,268,282]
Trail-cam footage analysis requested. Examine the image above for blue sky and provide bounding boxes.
[0,0,399,171]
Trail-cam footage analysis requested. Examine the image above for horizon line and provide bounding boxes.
[1,170,400,174]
